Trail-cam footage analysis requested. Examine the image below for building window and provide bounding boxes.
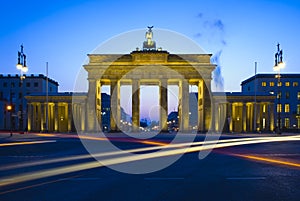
[298,119,300,129]
[34,82,38,87]
[26,82,30,87]
[262,82,267,87]
[247,86,250,91]
[270,82,275,87]
[286,91,290,99]
[3,82,7,87]
[285,82,290,87]
[278,82,282,87]
[11,82,15,88]
[285,104,290,113]
[284,118,290,128]
[277,91,282,99]
[19,92,22,99]
[297,104,300,115]
[293,82,298,87]
[277,104,282,113]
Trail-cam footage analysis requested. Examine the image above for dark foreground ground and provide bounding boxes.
[0,132,300,201]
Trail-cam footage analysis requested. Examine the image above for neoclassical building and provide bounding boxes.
[24,27,288,134]
[26,92,76,132]
[213,92,275,133]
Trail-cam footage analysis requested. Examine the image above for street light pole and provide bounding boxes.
[273,43,284,134]
[16,44,28,133]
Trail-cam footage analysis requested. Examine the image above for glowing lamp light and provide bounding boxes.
[16,63,23,70]
[278,62,285,69]
[6,105,12,111]
[22,66,28,73]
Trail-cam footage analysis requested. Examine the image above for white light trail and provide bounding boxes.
[1,135,300,187]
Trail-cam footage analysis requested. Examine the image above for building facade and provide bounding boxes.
[213,92,275,133]
[0,74,58,131]
[242,74,300,130]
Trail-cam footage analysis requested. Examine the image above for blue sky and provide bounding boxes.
[1,0,300,119]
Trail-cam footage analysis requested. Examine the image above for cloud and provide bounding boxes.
[194,33,202,38]
[213,19,224,32]
[197,13,203,18]
[195,13,227,92]
[211,50,224,92]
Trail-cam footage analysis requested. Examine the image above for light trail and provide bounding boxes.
[0,140,56,147]
[1,135,300,187]
[0,135,283,171]
[232,154,300,168]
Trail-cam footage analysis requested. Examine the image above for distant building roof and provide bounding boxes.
[241,73,300,85]
[0,74,59,86]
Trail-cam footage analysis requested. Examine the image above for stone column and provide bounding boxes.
[27,103,32,132]
[41,103,45,131]
[132,79,140,132]
[110,80,120,132]
[228,103,233,132]
[87,79,97,132]
[180,80,189,132]
[212,101,218,132]
[68,103,72,132]
[242,103,247,132]
[197,79,204,132]
[270,102,275,131]
[32,103,37,131]
[203,79,212,131]
[96,80,102,131]
[81,102,86,132]
[160,79,168,132]
[54,103,59,132]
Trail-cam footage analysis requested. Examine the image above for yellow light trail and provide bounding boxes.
[1,135,299,187]
[233,154,300,168]
[0,135,279,171]
[0,140,56,147]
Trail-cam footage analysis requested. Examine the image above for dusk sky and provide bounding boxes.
[1,0,300,120]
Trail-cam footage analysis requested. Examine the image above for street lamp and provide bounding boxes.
[16,44,28,132]
[273,43,285,134]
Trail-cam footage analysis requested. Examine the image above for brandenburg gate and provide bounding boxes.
[83,27,216,133]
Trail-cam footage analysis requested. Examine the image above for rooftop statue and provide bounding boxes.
[143,26,156,50]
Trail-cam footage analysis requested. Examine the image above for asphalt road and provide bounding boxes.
[0,132,300,201]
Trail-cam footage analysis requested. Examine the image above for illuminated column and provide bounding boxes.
[110,80,120,132]
[160,79,168,131]
[180,80,189,132]
[27,103,32,131]
[87,79,97,132]
[81,102,86,132]
[204,79,212,131]
[40,103,45,131]
[270,103,275,131]
[54,103,59,132]
[228,103,233,132]
[68,103,72,132]
[32,103,36,131]
[132,79,140,132]
[197,79,204,132]
[242,103,247,132]
[96,80,102,130]
[212,101,218,132]
[221,103,227,132]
